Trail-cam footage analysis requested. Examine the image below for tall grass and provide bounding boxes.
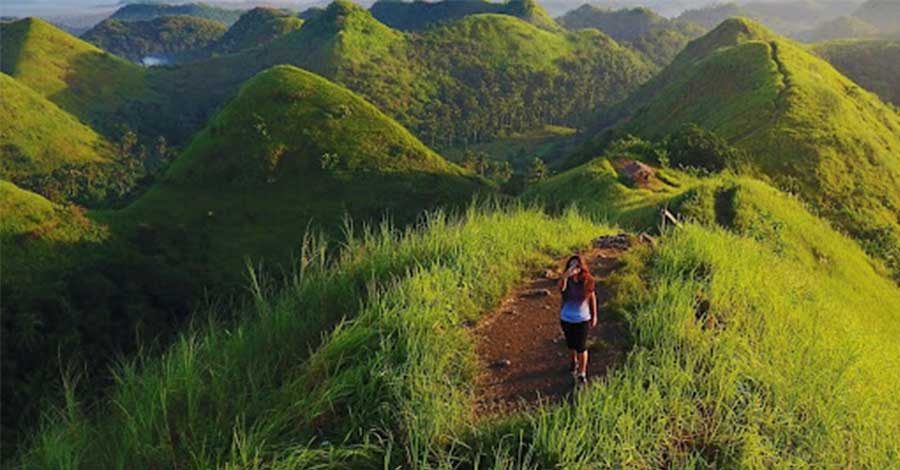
[461,223,900,467]
[18,204,607,468]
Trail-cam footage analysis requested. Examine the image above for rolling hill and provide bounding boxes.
[209,7,304,55]
[581,18,900,279]
[81,15,227,63]
[812,39,900,105]
[0,18,152,137]
[798,15,882,42]
[558,5,706,66]
[0,74,116,180]
[370,0,560,31]
[108,2,244,25]
[853,0,900,35]
[124,65,488,273]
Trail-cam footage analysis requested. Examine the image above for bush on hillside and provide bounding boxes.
[663,124,738,173]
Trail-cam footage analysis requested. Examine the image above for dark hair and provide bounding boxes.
[564,254,595,300]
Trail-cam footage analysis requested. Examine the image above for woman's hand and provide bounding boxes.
[591,315,598,328]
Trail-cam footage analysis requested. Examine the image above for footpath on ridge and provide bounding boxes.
[472,234,636,416]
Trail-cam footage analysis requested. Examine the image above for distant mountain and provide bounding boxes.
[0,74,116,180]
[678,1,859,36]
[124,65,489,271]
[109,2,244,25]
[853,0,900,34]
[798,15,881,41]
[582,18,900,276]
[0,18,150,137]
[812,39,900,105]
[370,0,560,32]
[82,15,227,63]
[558,5,705,66]
[210,7,303,54]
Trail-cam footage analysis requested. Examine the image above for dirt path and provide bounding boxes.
[473,235,634,416]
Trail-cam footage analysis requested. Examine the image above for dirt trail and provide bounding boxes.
[473,235,634,416]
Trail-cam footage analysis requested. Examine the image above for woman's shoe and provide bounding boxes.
[576,373,587,385]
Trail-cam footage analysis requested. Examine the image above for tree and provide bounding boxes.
[487,160,513,185]
[527,157,548,184]
[663,124,738,173]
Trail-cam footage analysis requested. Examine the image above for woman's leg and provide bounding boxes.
[578,350,588,375]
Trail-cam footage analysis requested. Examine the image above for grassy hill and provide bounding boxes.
[811,39,900,105]
[580,18,900,280]
[144,0,652,148]
[16,173,900,466]
[853,0,900,35]
[209,7,303,55]
[109,2,243,25]
[81,15,227,63]
[124,65,488,274]
[0,18,153,137]
[558,5,706,66]
[370,0,560,31]
[678,1,858,36]
[0,74,116,179]
[798,15,882,42]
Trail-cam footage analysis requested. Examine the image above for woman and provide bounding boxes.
[559,254,597,384]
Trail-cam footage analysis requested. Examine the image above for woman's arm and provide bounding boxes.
[559,276,568,292]
[590,292,598,327]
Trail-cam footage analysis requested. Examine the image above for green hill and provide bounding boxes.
[853,0,900,35]
[82,15,227,63]
[581,18,900,279]
[0,74,116,180]
[558,5,706,66]
[370,0,560,31]
[125,65,488,273]
[147,0,652,148]
[0,18,151,136]
[109,2,243,25]
[798,15,882,42]
[812,39,900,105]
[17,173,900,466]
[210,7,303,54]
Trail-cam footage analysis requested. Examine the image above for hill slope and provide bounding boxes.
[812,39,900,105]
[126,65,488,272]
[558,5,705,66]
[0,74,116,180]
[109,2,243,25]
[798,15,881,42]
[853,0,900,35]
[81,15,227,63]
[210,7,303,54]
[370,0,559,31]
[0,18,150,136]
[583,18,900,278]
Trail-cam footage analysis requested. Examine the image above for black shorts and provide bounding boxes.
[560,320,590,353]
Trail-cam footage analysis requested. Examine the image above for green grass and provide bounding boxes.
[0,74,116,178]
[583,17,900,279]
[16,204,608,469]
[18,179,900,467]
[210,7,304,54]
[441,125,578,171]
[0,18,151,135]
[811,39,900,105]
[109,2,244,26]
[370,0,560,32]
[121,65,488,278]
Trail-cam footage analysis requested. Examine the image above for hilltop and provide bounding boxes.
[370,0,560,31]
[0,18,151,137]
[581,18,900,279]
[108,2,243,25]
[812,39,900,105]
[124,65,488,272]
[0,74,116,181]
[558,5,705,66]
[209,7,303,54]
[82,15,227,63]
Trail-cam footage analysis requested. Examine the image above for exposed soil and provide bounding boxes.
[473,237,634,416]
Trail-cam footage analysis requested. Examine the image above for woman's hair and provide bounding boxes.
[564,254,595,299]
